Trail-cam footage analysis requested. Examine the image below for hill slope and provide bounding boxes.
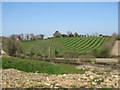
[22,37,109,56]
[55,37,109,53]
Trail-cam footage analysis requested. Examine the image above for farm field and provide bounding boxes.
[21,37,109,55]
[1,39,119,88]
[56,37,109,52]
[2,2,119,89]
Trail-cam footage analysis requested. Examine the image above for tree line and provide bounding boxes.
[9,33,45,41]
[8,31,104,42]
[53,31,103,38]
[9,31,117,42]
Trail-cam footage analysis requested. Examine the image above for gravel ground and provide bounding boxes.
[1,66,119,88]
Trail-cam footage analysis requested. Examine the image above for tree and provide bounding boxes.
[99,34,103,37]
[40,34,45,39]
[69,33,74,37]
[61,34,68,37]
[2,37,22,56]
[53,31,62,38]
[18,34,24,41]
[67,31,74,37]
[74,32,79,37]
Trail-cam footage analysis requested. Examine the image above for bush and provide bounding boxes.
[94,34,116,58]
[78,54,95,63]
[63,51,79,60]
[2,37,22,56]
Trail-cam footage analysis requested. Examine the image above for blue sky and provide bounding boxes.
[2,2,118,37]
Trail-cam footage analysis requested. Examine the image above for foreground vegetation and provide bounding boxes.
[2,57,119,88]
[2,57,85,74]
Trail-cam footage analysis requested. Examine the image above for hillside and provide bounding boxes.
[56,37,109,52]
[22,37,109,56]
[111,40,120,56]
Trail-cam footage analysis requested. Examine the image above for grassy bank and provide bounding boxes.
[21,37,109,57]
[2,57,85,74]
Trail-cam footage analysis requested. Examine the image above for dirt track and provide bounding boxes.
[96,58,118,62]
[54,58,118,62]
[111,40,120,56]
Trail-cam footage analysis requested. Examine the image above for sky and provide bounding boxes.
[2,2,118,37]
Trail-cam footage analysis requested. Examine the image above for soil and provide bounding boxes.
[1,66,119,88]
[111,40,120,56]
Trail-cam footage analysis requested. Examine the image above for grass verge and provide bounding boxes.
[2,57,85,74]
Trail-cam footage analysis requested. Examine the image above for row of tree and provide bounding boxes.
[8,31,120,42]
[53,31,103,38]
[9,33,45,41]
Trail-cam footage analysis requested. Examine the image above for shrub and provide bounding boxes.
[63,51,79,60]
[2,37,22,56]
[94,34,116,58]
[78,54,95,63]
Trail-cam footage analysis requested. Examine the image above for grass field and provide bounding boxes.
[2,57,85,74]
[21,37,109,56]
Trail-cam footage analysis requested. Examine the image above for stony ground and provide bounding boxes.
[1,65,119,88]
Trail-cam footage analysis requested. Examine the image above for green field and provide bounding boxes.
[2,57,85,74]
[56,37,109,52]
[21,37,109,56]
